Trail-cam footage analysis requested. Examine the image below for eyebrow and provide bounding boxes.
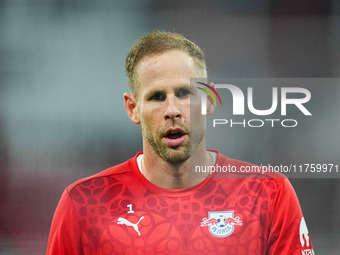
[143,89,166,100]
[143,85,191,99]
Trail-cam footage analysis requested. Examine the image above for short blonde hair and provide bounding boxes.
[125,31,207,97]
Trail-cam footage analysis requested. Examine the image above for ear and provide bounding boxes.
[206,82,216,115]
[124,93,140,124]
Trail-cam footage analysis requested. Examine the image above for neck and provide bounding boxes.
[141,141,212,189]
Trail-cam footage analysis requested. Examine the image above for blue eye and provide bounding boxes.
[150,93,166,101]
[177,89,191,98]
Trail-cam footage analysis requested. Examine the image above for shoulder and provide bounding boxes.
[214,152,300,209]
[212,150,288,187]
[65,154,139,194]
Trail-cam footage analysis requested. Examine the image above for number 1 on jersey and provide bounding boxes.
[127,204,134,213]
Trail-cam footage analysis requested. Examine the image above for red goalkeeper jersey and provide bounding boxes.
[47,150,314,255]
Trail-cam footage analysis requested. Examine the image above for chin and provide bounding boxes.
[160,148,191,164]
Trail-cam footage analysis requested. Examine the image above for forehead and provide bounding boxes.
[135,50,197,93]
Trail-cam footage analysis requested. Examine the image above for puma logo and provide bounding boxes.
[117,216,144,236]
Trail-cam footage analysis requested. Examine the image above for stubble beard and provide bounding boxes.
[140,118,205,164]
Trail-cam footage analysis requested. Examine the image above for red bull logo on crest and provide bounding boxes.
[201,211,242,237]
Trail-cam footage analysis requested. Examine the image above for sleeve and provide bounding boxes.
[266,178,315,255]
[46,189,84,255]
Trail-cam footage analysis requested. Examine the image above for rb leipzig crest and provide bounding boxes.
[200,211,242,237]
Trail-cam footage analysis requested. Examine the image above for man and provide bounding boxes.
[47,31,314,254]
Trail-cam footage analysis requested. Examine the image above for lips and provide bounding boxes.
[163,128,187,147]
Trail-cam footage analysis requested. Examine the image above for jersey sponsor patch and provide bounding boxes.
[201,211,242,237]
[300,217,314,255]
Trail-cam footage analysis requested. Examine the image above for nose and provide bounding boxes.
[164,95,182,120]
